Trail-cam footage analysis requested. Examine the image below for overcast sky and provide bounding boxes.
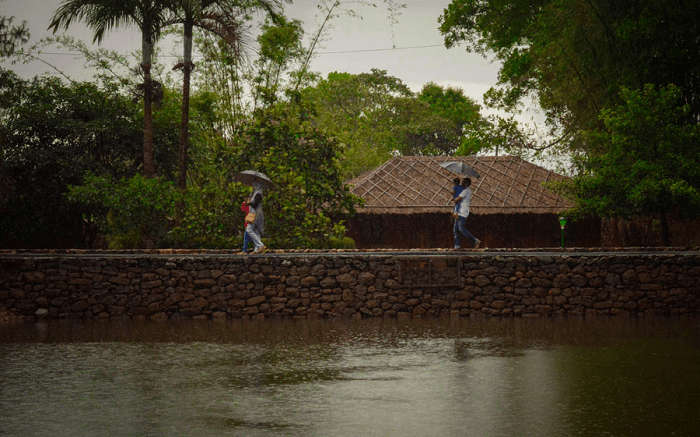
[1,0,545,126]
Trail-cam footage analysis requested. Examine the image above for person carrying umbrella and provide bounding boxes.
[245,182,266,253]
[452,178,481,249]
[237,170,273,254]
[440,161,482,249]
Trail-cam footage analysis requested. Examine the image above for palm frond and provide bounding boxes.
[49,0,134,43]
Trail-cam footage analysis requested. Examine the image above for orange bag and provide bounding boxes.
[245,211,256,223]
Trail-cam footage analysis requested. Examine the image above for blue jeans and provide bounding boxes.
[242,228,251,252]
[453,216,477,248]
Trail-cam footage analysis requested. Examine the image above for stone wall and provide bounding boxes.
[1,252,698,322]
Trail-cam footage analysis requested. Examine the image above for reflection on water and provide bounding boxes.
[1,318,699,436]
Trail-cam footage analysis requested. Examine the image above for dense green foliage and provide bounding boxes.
[67,173,179,248]
[300,69,488,178]
[66,172,250,249]
[0,70,141,247]
[561,85,700,243]
[439,0,700,149]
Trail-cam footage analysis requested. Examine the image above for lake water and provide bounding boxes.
[1,318,699,436]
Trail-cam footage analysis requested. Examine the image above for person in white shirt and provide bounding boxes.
[452,178,481,249]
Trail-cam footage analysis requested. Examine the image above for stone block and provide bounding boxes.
[246,296,266,306]
[286,276,301,286]
[336,273,355,286]
[320,277,336,288]
[474,275,490,287]
[491,300,506,309]
[301,276,318,287]
[358,272,376,285]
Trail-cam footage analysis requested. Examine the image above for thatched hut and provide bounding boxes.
[346,155,600,248]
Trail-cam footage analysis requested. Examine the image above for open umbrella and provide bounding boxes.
[439,161,480,179]
[235,170,275,189]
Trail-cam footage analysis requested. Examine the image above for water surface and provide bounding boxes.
[1,318,699,436]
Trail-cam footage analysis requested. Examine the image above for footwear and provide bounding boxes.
[474,239,481,249]
[253,245,267,254]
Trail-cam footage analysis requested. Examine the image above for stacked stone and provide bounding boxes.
[0,254,698,322]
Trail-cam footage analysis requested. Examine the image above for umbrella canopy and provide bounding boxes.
[439,161,480,179]
[236,170,274,189]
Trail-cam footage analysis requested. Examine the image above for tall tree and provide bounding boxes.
[301,69,412,178]
[166,0,282,190]
[417,82,483,152]
[50,0,171,177]
[251,15,305,108]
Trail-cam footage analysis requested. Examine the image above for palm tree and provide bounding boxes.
[50,0,170,178]
[166,0,281,190]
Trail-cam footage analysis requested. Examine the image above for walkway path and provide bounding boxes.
[1,248,698,259]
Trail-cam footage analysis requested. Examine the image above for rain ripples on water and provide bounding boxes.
[1,318,699,436]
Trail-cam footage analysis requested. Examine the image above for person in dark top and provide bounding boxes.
[452,177,464,215]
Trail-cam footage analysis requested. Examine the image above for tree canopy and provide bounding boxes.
[0,70,142,247]
[561,84,700,243]
[439,0,700,151]
[301,69,489,178]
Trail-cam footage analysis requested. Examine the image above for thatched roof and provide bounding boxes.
[346,155,573,215]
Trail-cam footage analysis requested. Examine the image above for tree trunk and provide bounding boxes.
[178,19,193,191]
[142,35,156,178]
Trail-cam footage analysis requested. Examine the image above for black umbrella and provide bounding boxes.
[439,161,480,178]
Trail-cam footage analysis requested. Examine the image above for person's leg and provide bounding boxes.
[456,217,478,247]
[453,217,461,248]
[246,223,264,250]
[242,229,250,252]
